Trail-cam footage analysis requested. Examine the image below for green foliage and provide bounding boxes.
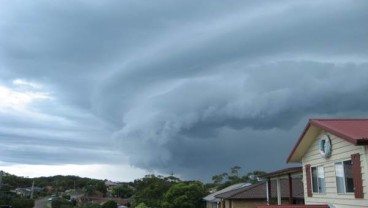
[9,198,35,208]
[60,205,74,208]
[212,166,267,190]
[1,171,107,197]
[84,184,96,196]
[0,191,14,206]
[112,184,134,198]
[84,180,107,196]
[133,174,179,207]
[135,202,148,208]
[211,172,228,185]
[51,198,72,208]
[61,193,71,200]
[162,181,207,208]
[102,200,117,208]
[2,173,32,188]
[81,202,102,208]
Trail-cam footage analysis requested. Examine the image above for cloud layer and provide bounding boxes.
[1,0,368,181]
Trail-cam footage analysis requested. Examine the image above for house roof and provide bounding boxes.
[215,179,304,200]
[287,119,368,162]
[203,183,251,202]
[262,167,302,179]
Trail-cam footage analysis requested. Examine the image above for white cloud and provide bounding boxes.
[13,79,42,89]
[0,81,50,112]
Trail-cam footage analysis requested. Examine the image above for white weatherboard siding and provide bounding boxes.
[301,131,368,208]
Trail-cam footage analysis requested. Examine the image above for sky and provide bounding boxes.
[0,0,368,182]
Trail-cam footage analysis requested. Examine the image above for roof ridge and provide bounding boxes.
[311,118,368,121]
[288,118,368,162]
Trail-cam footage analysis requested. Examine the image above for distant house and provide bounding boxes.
[287,119,368,207]
[14,186,43,197]
[203,183,251,208]
[105,180,118,187]
[215,174,304,208]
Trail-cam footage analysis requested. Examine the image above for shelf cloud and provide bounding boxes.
[1,0,368,181]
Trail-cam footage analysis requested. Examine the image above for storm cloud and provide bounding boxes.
[1,0,368,181]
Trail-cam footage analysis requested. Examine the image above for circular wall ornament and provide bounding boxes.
[319,134,331,158]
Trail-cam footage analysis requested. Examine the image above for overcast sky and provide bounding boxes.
[1,0,368,182]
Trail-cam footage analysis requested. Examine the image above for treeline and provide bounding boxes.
[211,166,267,190]
[131,175,206,208]
[1,172,107,195]
[0,166,266,208]
[128,166,266,208]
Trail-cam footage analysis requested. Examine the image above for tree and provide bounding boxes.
[112,184,134,198]
[211,173,228,185]
[162,181,207,208]
[9,198,35,208]
[135,203,148,208]
[81,202,102,208]
[95,180,107,196]
[133,175,177,207]
[102,200,117,208]
[84,184,96,196]
[212,166,267,190]
[83,180,107,197]
[50,198,72,208]
[228,166,241,183]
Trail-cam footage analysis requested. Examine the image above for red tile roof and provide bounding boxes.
[287,119,368,162]
[215,179,304,200]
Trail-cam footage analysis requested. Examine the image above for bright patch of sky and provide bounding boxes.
[0,79,50,112]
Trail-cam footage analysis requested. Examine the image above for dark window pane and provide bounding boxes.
[312,167,318,193]
[344,160,354,192]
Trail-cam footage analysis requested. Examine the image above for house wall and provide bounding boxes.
[302,131,368,208]
[206,201,218,208]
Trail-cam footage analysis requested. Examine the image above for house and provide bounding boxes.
[215,177,304,208]
[14,186,43,197]
[287,119,368,207]
[105,180,118,187]
[203,183,251,208]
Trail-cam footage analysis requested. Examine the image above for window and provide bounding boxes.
[311,166,325,193]
[335,160,354,193]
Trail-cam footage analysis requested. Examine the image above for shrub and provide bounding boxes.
[102,200,117,208]
[135,203,148,208]
[81,202,102,208]
[62,193,71,200]
[51,198,72,208]
[10,198,35,208]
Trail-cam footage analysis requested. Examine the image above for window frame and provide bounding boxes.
[335,159,354,194]
[311,165,326,194]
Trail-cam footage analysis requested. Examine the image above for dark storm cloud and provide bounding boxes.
[1,0,368,181]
